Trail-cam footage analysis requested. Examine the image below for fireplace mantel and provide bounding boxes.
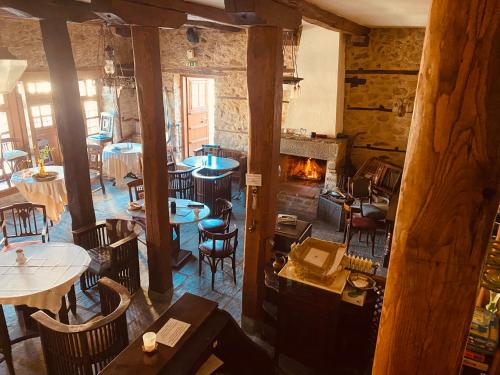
[280,134,348,191]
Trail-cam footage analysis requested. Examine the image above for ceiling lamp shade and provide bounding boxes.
[0,48,27,94]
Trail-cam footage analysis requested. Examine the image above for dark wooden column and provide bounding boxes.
[39,19,95,230]
[373,0,500,374]
[131,26,173,297]
[242,26,283,327]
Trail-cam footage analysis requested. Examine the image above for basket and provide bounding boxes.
[288,237,346,282]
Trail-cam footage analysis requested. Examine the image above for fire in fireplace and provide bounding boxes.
[280,155,327,182]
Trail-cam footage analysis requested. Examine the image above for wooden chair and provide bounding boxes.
[198,198,233,243]
[87,112,114,148]
[73,219,141,294]
[167,148,176,171]
[219,148,248,197]
[343,198,385,257]
[194,144,221,157]
[87,144,105,194]
[193,169,232,214]
[168,168,195,200]
[127,178,144,202]
[0,135,29,187]
[32,277,131,375]
[0,203,48,249]
[199,224,238,290]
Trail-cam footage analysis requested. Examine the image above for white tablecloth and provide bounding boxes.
[103,143,142,186]
[10,166,67,223]
[0,242,90,314]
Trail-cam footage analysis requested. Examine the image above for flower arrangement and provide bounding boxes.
[38,145,53,177]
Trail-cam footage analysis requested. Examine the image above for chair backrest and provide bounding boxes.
[168,168,195,200]
[87,144,103,172]
[201,144,221,156]
[32,277,131,375]
[213,198,232,225]
[166,147,176,171]
[201,224,238,257]
[353,157,402,200]
[0,136,20,156]
[193,169,232,214]
[127,178,144,202]
[0,203,47,241]
[72,219,140,250]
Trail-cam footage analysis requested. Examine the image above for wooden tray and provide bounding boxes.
[33,171,58,182]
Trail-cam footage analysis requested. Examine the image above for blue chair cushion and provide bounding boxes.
[198,218,226,233]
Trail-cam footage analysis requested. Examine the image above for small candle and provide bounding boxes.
[142,332,157,352]
[193,208,200,219]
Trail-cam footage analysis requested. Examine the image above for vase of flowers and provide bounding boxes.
[38,145,52,177]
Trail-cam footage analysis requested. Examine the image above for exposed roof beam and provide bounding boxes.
[0,0,99,22]
[185,20,241,32]
[224,0,301,30]
[273,0,370,35]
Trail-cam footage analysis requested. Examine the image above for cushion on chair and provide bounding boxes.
[198,219,226,233]
[88,246,112,274]
[351,216,378,230]
[362,204,387,221]
[199,240,234,257]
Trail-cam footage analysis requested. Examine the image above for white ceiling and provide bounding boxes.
[187,0,431,27]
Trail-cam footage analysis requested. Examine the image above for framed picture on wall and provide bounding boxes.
[100,112,113,135]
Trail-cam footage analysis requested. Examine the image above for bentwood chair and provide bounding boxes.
[127,178,144,202]
[32,278,131,375]
[0,203,49,249]
[198,198,232,243]
[0,135,29,187]
[168,168,195,200]
[194,144,221,157]
[199,224,238,290]
[87,144,106,194]
[73,219,141,294]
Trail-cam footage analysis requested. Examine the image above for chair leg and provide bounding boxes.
[371,231,376,257]
[100,175,106,194]
[68,285,77,315]
[232,255,236,284]
[221,259,224,271]
[211,261,216,290]
[0,305,15,375]
[198,253,203,276]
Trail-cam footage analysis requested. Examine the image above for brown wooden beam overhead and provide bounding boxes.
[242,25,283,327]
[273,0,369,35]
[225,0,301,30]
[0,0,99,22]
[373,0,500,373]
[92,0,186,27]
[131,26,174,297]
[39,19,96,230]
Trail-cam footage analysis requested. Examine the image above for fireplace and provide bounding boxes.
[280,155,327,183]
[277,135,348,220]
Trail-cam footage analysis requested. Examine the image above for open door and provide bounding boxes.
[182,76,214,157]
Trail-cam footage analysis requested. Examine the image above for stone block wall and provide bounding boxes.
[343,28,425,168]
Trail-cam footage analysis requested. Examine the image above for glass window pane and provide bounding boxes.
[79,80,86,96]
[33,118,42,128]
[40,105,51,116]
[36,82,51,93]
[31,106,40,117]
[84,100,98,118]
[87,117,100,134]
[42,116,53,127]
[0,95,4,106]
[86,80,96,96]
[0,112,9,134]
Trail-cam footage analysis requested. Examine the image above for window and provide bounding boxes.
[31,104,53,128]
[27,81,51,94]
[0,94,10,137]
[79,79,100,135]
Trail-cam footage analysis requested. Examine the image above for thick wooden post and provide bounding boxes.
[373,1,500,374]
[131,26,173,296]
[39,19,96,230]
[242,26,283,327]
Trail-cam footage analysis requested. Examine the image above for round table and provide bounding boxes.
[127,198,210,267]
[10,166,67,223]
[182,155,239,172]
[0,242,90,314]
[103,143,142,186]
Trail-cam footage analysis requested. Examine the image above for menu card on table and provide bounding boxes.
[156,318,191,347]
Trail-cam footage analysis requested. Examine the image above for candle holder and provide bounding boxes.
[142,332,157,353]
[15,249,27,265]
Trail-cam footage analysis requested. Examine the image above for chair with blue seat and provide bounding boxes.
[198,224,238,290]
[198,198,232,243]
[0,203,49,250]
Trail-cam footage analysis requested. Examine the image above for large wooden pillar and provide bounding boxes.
[131,26,173,297]
[39,19,95,230]
[242,26,283,327]
[373,1,500,374]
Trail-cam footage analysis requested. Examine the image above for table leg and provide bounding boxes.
[171,224,192,268]
[58,297,69,325]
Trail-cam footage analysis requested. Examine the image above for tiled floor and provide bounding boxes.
[0,180,386,374]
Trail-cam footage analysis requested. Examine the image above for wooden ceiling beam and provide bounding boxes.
[0,0,99,22]
[273,0,370,35]
[225,0,301,30]
[185,20,241,32]
[91,0,186,27]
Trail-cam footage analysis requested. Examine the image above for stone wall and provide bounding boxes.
[343,28,425,168]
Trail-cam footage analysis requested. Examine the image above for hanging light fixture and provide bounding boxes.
[104,44,115,75]
[0,48,27,94]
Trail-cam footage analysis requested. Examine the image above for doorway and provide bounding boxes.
[181,76,215,157]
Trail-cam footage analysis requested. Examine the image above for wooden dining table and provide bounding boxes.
[181,155,239,172]
[127,198,210,268]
